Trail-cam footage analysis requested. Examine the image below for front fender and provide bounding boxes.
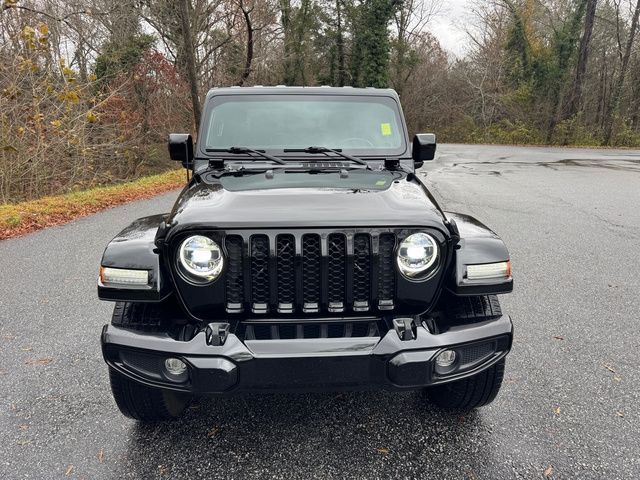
[445,212,513,296]
[98,214,174,302]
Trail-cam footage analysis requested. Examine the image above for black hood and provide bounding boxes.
[165,169,447,236]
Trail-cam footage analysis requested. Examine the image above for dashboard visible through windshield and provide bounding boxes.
[202,94,406,156]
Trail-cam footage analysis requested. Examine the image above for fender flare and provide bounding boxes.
[98,214,173,302]
[445,212,513,296]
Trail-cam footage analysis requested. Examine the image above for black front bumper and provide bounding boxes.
[102,315,513,394]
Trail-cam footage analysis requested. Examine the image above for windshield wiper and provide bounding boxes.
[284,146,371,169]
[205,146,286,165]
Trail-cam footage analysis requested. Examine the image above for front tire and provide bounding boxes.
[109,367,191,421]
[426,358,505,411]
[426,294,507,411]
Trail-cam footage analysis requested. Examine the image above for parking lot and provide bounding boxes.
[1,144,638,479]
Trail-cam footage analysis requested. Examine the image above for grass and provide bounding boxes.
[0,170,186,241]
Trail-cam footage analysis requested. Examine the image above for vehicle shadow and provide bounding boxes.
[114,390,496,479]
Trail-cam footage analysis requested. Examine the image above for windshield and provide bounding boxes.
[202,94,406,156]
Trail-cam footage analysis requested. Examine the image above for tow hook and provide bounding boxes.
[393,318,417,341]
[205,322,230,346]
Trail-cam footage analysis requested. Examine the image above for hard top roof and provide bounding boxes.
[205,85,399,99]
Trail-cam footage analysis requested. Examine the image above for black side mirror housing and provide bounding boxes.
[412,133,436,168]
[168,133,194,169]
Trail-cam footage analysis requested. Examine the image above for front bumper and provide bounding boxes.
[102,315,513,394]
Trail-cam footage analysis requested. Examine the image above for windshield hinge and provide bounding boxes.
[208,158,225,169]
[384,158,400,169]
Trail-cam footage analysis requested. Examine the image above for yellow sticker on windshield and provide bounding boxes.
[375,180,386,186]
[380,123,392,136]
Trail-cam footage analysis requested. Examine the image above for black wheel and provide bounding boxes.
[425,358,505,411]
[109,367,191,421]
[426,294,506,410]
[109,301,192,421]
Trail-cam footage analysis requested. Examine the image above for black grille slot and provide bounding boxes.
[221,231,399,314]
[225,236,244,308]
[250,235,270,308]
[302,234,321,310]
[243,321,380,340]
[353,234,371,309]
[378,233,396,308]
[327,234,346,309]
[276,235,295,309]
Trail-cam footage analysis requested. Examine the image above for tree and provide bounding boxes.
[350,0,400,87]
[94,34,155,81]
[179,0,202,129]
[603,0,640,144]
[563,0,598,120]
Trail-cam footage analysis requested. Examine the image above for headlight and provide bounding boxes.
[397,232,439,279]
[178,235,224,281]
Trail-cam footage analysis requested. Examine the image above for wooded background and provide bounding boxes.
[1,0,640,203]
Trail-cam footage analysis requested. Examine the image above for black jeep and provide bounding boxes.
[98,87,513,421]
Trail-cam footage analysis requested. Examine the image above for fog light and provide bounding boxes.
[164,357,187,376]
[435,350,457,368]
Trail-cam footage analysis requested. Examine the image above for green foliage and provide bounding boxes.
[94,34,156,81]
[551,115,601,146]
[502,0,590,139]
[350,0,400,87]
[611,120,640,147]
[440,118,545,145]
[504,2,532,87]
[281,0,321,85]
[484,120,545,144]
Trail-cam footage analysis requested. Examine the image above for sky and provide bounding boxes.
[428,0,472,58]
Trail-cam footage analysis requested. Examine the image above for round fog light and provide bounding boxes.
[164,357,187,376]
[435,350,457,368]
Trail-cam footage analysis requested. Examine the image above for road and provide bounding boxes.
[1,144,639,479]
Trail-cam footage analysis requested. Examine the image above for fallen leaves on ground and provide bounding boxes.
[207,427,221,438]
[16,439,31,446]
[554,407,561,415]
[25,358,52,366]
[604,364,616,374]
[0,169,184,241]
[158,465,170,476]
[543,465,554,477]
[375,447,390,456]
[552,336,564,340]
[65,465,74,476]
[97,448,104,463]
[616,411,624,418]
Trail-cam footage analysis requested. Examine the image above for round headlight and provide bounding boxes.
[178,235,224,281]
[397,232,439,279]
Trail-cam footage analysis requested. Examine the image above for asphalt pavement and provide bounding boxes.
[1,144,639,479]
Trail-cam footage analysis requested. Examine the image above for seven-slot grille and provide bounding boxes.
[224,231,397,315]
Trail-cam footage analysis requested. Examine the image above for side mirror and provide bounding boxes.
[412,133,436,168]
[168,133,194,168]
